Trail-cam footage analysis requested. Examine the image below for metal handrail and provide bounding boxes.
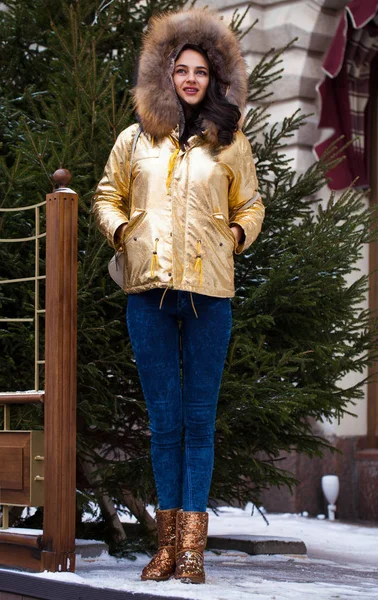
[0,232,46,242]
[0,318,34,322]
[0,275,46,285]
[0,200,47,212]
[0,202,46,389]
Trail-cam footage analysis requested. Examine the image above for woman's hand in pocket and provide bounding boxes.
[230,224,244,244]
[114,223,128,249]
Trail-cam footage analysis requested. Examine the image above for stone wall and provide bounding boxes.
[200,0,349,174]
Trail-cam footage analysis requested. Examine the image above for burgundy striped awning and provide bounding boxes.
[314,0,378,190]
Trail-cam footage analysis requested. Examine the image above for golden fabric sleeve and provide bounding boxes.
[228,131,265,254]
[92,125,137,249]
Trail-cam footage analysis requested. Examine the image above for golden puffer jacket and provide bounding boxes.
[93,123,264,298]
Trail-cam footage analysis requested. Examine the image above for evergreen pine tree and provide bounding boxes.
[1,1,377,548]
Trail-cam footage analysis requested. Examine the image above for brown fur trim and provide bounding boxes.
[132,9,247,146]
[202,119,219,147]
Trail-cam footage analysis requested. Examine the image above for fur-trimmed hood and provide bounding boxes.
[132,9,247,146]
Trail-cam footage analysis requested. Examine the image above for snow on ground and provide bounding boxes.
[207,504,378,568]
[61,552,378,600]
[5,506,378,599]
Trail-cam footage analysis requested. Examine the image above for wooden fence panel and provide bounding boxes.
[0,170,78,572]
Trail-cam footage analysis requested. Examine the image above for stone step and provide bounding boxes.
[207,534,307,555]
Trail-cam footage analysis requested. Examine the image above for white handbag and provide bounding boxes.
[108,251,125,288]
[107,126,142,288]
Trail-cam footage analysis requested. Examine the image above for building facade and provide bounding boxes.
[200,0,378,521]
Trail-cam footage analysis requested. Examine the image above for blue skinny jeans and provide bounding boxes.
[127,289,232,512]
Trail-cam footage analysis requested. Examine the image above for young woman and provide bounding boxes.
[93,9,265,585]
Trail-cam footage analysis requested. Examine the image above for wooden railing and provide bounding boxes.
[0,170,78,572]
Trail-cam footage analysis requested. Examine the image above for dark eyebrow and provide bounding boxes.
[174,63,208,70]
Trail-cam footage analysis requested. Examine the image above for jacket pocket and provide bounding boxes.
[211,212,236,248]
[122,209,147,244]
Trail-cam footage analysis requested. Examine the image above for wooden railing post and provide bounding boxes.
[41,169,78,572]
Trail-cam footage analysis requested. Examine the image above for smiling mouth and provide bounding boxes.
[184,88,199,94]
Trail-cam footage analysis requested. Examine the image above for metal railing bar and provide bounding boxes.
[0,232,46,242]
[36,309,46,314]
[35,205,40,390]
[0,200,47,212]
[37,360,45,365]
[0,318,34,322]
[0,275,46,285]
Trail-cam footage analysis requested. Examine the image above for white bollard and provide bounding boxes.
[321,475,339,521]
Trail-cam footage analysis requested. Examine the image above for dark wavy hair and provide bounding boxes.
[176,44,241,148]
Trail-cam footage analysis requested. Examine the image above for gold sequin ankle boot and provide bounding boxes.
[174,510,209,584]
[141,508,179,581]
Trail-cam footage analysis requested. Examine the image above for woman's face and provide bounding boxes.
[173,48,209,107]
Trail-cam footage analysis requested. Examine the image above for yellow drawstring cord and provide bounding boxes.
[166,147,180,192]
[150,238,159,278]
[194,239,203,288]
